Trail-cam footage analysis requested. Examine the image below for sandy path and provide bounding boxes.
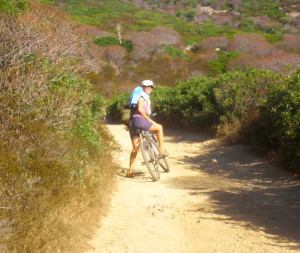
[88,124,300,253]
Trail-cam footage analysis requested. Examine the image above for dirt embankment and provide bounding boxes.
[87,123,300,253]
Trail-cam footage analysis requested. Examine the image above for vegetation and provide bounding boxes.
[209,50,240,75]
[39,0,199,37]
[0,0,29,14]
[37,0,299,96]
[259,71,300,171]
[107,68,300,172]
[237,0,286,20]
[1,0,299,251]
[93,36,133,52]
[164,45,188,58]
[0,1,116,252]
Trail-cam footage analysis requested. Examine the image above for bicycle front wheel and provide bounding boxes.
[140,138,160,181]
[151,138,170,172]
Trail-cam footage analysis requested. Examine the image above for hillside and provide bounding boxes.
[39,0,300,96]
[126,0,300,33]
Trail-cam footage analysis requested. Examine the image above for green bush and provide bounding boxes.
[94,36,120,46]
[196,21,225,38]
[49,73,106,154]
[121,39,133,52]
[164,45,188,59]
[239,18,260,32]
[93,36,132,52]
[151,77,220,129]
[213,69,283,122]
[209,51,240,75]
[0,0,29,14]
[90,94,107,119]
[106,92,130,122]
[259,69,300,171]
[265,34,283,44]
[183,36,202,46]
[183,7,197,21]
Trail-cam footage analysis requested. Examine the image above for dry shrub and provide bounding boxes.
[276,34,300,53]
[232,0,240,9]
[14,1,103,74]
[193,49,219,63]
[156,5,175,14]
[149,26,181,45]
[126,54,189,86]
[250,52,300,74]
[126,32,161,60]
[217,110,260,141]
[0,125,117,253]
[251,16,281,30]
[197,36,229,50]
[0,2,103,134]
[217,117,242,139]
[194,14,211,24]
[77,25,110,38]
[228,52,300,74]
[103,45,127,71]
[228,33,282,57]
[0,2,114,252]
[127,27,181,61]
[227,54,257,70]
[212,14,233,26]
[295,16,300,27]
[189,51,211,76]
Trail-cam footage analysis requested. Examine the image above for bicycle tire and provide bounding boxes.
[150,137,170,172]
[140,138,160,181]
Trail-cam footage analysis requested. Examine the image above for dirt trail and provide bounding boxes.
[88,123,300,253]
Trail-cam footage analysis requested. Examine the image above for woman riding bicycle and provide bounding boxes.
[127,80,167,177]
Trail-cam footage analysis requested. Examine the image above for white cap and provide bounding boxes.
[141,80,155,87]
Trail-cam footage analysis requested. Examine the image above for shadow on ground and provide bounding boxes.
[164,130,300,248]
[164,128,213,144]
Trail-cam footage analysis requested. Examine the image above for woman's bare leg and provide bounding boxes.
[128,138,139,175]
[149,123,166,154]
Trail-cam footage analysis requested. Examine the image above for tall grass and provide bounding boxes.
[0,2,116,252]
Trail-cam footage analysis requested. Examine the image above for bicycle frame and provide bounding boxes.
[137,129,160,180]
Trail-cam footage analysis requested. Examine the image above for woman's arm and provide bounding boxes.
[137,98,155,124]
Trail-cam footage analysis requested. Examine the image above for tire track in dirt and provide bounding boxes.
[87,124,300,253]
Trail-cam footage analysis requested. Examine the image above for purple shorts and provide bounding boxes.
[129,116,153,140]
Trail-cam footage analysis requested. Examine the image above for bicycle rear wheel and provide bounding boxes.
[140,138,160,181]
[151,137,170,172]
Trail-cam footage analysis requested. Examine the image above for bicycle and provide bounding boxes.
[137,129,170,181]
